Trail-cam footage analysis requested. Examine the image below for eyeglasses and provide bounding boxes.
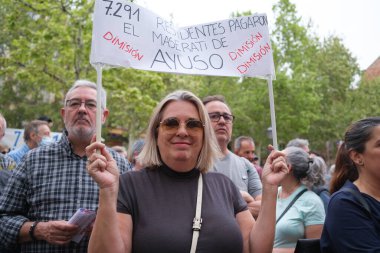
[208,112,235,123]
[159,117,204,134]
[65,99,97,111]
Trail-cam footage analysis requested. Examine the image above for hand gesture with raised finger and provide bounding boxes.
[261,145,289,186]
[85,140,119,190]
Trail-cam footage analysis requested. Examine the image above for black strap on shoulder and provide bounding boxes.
[341,187,371,214]
[276,188,308,224]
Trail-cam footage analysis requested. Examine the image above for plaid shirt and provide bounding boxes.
[0,131,132,253]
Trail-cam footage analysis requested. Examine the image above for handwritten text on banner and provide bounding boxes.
[90,0,275,78]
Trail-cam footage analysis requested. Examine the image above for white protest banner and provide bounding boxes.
[1,128,62,151]
[90,0,275,78]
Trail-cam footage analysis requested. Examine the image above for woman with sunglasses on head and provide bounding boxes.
[320,117,380,252]
[85,90,289,253]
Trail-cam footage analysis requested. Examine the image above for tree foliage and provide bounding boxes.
[0,0,96,128]
[1,0,373,164]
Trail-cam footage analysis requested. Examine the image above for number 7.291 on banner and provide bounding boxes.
[103,0,140,21]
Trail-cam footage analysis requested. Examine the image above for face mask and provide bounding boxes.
[39,136,54,147]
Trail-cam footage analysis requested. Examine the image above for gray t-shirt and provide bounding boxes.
[117,165,247,253]
[212,151,262,197]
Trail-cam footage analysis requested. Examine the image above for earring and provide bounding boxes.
[358,161,364,166]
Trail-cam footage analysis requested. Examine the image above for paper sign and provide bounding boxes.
[90,0,275,78]
[68,208,96,243]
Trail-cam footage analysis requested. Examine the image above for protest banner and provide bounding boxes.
[90,0,275,78]
[1,128,61,151]
[90,0,278,148]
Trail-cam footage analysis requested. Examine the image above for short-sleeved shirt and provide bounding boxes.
[212,151,262,198]
[6,143,30,165]
[321,180,380,252]
[0,131,131,253]
[117,165,248,253]
[274,185,326,248]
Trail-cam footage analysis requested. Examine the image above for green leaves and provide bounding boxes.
[0,0,370,164]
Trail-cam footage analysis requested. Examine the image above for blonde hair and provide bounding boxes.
[138,90,220,172]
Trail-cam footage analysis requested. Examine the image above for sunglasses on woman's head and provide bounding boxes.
[159,117,204,134]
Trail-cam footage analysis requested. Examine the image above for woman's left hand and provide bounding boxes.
[85,140,120,190]
[261,145,289,186]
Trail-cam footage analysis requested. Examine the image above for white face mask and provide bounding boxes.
[39,136,54,147]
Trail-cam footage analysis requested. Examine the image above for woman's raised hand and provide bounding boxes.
[261,145,289,186]
[85,141,119,190]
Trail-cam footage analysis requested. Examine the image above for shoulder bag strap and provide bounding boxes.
[190,173,203,253]
[276,188,308,224]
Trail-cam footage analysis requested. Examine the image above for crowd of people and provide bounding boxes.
[0,80,379,253]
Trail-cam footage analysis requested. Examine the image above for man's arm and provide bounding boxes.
[18,220,79,245]
[240,190,261,218]
[247,196,261,219]
[246,161,262,197]
[245,161,262,218]
[0,165,29,248]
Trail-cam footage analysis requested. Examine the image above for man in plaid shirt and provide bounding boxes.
[0,80,132,253]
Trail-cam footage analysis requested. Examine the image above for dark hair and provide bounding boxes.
[330,117,380,193]
[37,115,52,123]
[202,95,226,105]
[202,94,233,115]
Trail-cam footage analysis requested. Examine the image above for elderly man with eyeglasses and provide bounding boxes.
[0,80,132,253]
[203,95,262,218]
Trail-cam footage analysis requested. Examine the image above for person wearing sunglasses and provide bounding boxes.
[203,95,263,219]
[85,90,289,253]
